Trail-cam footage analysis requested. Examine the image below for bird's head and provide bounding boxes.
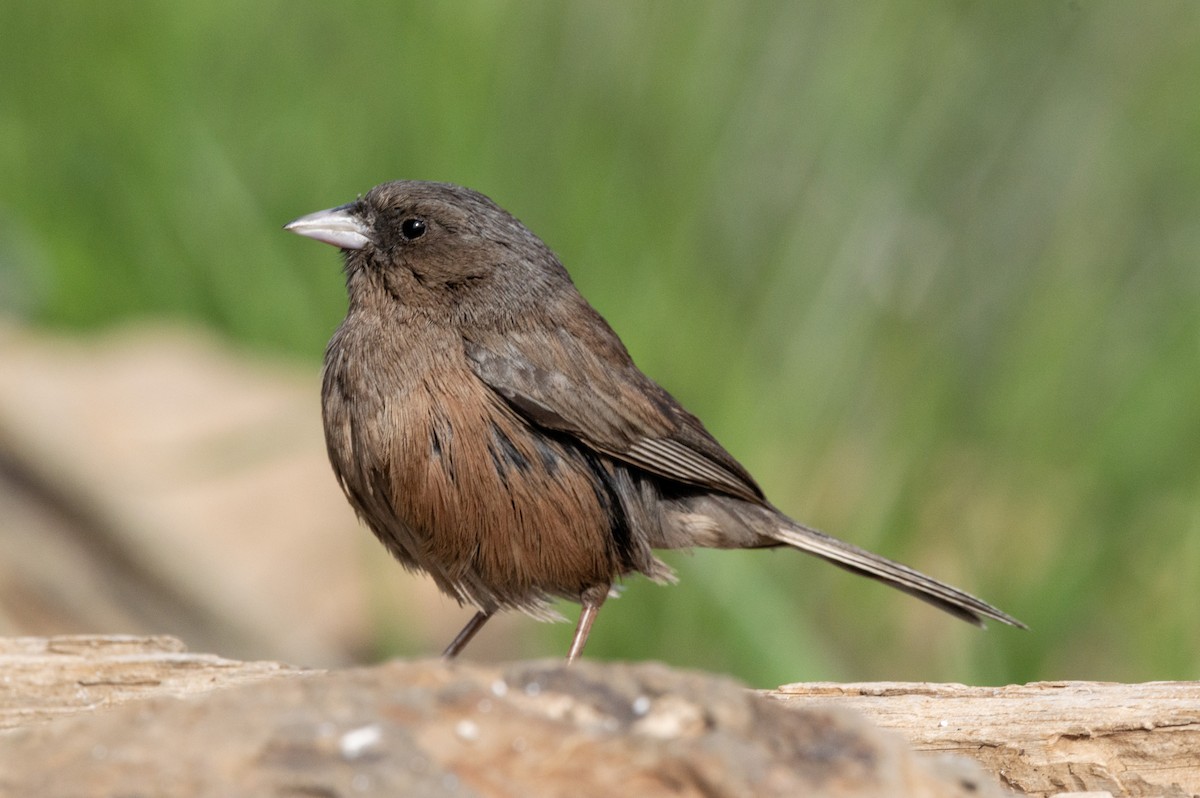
[286,181,570,320]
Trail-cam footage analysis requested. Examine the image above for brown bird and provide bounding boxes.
[285,181,1024,663]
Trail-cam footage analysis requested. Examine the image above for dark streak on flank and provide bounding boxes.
[431,416,456,482]
[486,442,509,488]
[577,450,636,571]
[490,422,531,477]
[531,435,562,477]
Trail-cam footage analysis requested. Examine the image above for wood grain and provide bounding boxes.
[769,680,1200,797]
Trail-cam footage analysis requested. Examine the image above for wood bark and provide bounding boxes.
[769,681,1200,797]
[0,635,1002,798]
[3,636,1197,797]
[0,634,299,730]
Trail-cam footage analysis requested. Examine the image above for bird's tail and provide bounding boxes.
[770,520,1026,629]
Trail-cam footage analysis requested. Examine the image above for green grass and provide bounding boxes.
[2,1,1198,686]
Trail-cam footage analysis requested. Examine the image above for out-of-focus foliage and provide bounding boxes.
[2,2,1197,686]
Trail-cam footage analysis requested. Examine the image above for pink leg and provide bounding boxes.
[565,586,609,664]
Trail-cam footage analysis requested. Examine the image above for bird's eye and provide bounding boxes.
[400,218,427,240]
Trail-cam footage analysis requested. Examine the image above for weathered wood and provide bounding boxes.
[4,635,1197,797]
[0,636,1002,798]
[769,681,1200,798]
[0,634,300,730]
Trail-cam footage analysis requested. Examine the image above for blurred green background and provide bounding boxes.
[2,1,1198,687]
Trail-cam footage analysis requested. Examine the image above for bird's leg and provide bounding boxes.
[442,609,493,659]
[565,585,609,664]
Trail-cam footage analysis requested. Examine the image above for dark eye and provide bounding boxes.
[400,218,427,240]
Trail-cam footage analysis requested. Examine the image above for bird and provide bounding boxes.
[284,180,1024,663]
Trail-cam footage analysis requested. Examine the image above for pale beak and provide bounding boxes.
[283,204,371,250]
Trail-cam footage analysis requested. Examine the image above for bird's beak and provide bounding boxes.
[283,204,371,250]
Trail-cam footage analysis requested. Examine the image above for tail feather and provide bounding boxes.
[771,522,1026,629]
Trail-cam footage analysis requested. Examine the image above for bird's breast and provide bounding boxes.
[320,315,632,609]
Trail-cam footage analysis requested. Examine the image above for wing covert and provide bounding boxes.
[464,330,765,504]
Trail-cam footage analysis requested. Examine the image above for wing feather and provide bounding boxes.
[464,329,764,504]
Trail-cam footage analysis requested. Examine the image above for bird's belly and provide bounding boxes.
[323,351,624,611]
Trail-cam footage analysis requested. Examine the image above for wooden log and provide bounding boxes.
[0,635,1004,798]
[4,635,1197,796]
[769,680,1200,797]
[0,634,299,730]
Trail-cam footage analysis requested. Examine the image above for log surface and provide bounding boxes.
[769,680,1200,797]
[0,634,300,730]
[0,635,1000,798]
[3,635,1197,797]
